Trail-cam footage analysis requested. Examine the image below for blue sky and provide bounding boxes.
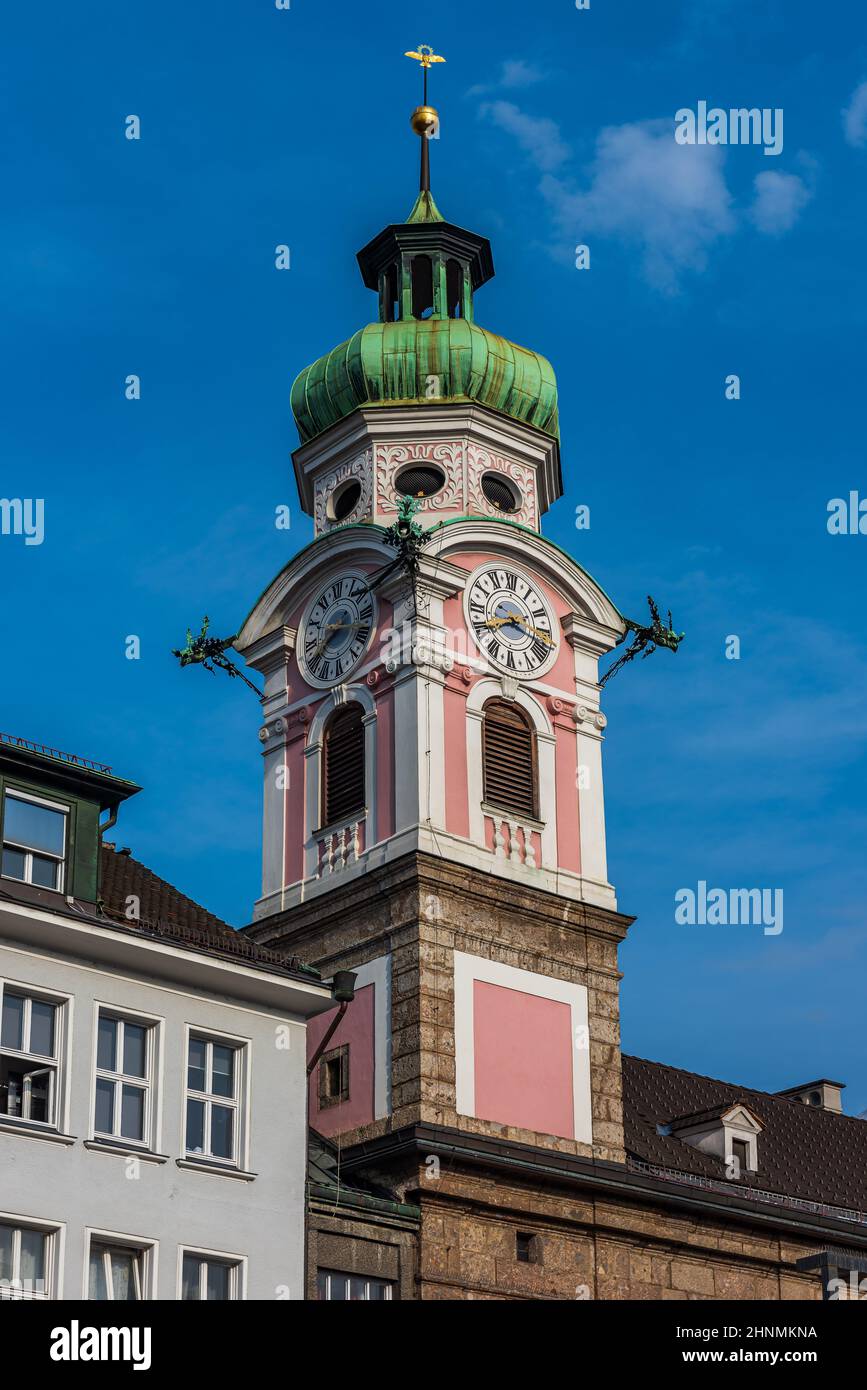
[2,1,866,1110]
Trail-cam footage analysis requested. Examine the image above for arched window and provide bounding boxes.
[382,264,399,323]
[482,700,537,819]
[446,258,463,318]
[411,256,434,319]
[322,703,365,827]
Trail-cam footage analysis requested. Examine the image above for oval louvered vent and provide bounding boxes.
[481,472,521,513]
[482,700,537,819]
[323,704,365,827]
[395,464,446,499]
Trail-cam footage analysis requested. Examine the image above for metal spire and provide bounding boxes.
[405,44,445,193]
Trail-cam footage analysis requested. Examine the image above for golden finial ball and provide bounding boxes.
[410,104,439,137]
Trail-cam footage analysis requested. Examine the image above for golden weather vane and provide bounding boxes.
[404,45,445,193]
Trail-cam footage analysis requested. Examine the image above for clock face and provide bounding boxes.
[466,565,558,676]
[300,573,376,686]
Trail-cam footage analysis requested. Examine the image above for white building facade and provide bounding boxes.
[0,736,333,1301]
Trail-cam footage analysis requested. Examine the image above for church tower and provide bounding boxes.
[241,52,635,1295]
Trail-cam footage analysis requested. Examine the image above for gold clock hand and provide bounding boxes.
[482,615,554,646]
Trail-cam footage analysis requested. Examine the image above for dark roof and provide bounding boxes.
[100,843,232,936]
[0,843,320,985]
[308,1128,419,1219]
[668,1100,762,1132]
[0,733,139,810]
[624,1054,867,1216]
[97,843,321,981]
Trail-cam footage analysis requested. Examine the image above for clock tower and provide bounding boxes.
[241,59,636,1296]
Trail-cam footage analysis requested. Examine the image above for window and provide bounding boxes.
[88,1241,146,1301]
[1,791,67,891]
[411,255,434,319]
[317,1269,394,1301]
[0,986,60,1126]
[322,704,365,828]
[181,1252,242,1301]
[482,700,538,819]
[481,471,521,514]
[0,1221,50,1299]
[382,263,399,323]
[94,1013,153,1146]
[729,1137,751,1175]
[185,1035,241,1164]
[318,1044,349,1109]
[516,1232,542,1264]
[446,257,463,318]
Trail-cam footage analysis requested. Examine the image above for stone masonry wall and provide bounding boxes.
[251,852,633,1163]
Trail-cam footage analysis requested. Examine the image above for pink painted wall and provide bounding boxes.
[473,980,574,1139]
[307,983,376,1137]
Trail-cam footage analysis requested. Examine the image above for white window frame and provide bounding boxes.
[178,1246,245,1301]
[84,1229,157,1301]
[0,789,69,891]
[183,1030,246,1167]
[92,1008,159,1150]
[0,1213,62,1300]
[0,980,68,1131]
[317,1268,394,1301]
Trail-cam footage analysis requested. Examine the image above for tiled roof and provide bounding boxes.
[100,843,232,937]
[623,1054,867,1215]
[95,843,321,981]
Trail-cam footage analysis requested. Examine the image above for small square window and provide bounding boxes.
[319,1044,349,1109]
[516,1232,541,1264]
[729,1137,751,1175]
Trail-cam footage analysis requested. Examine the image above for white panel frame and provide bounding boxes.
[349,955,391,1121]
[453,951,592,1144]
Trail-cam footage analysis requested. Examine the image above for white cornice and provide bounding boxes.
[292,402,561,516]
[0,901,332,1018]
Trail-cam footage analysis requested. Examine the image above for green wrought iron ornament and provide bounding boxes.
[600,596,685,687]
[172,617,261,696]
[367,494,433,592]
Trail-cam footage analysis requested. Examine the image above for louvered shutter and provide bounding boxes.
[482,700,537,819]
[323,704,365,826]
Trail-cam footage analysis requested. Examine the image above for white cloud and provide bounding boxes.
[499,59,545,90]
[843,79,867,147]
[540,118,736,292]
[480,100,569,174]
[482,107,813,292]
[467,59,546,99]
[749,170,812,235]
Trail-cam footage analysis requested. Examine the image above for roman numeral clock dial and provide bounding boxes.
[466,565,558,676]
[299,573,376,687]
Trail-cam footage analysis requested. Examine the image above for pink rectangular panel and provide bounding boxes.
[307,982,375,1137]
[473,980,574,1139]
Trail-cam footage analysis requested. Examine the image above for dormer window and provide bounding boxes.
[1,791,68,892]
[668,1101,763,1179]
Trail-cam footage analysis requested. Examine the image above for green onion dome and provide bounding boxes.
[291,318,559,445]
